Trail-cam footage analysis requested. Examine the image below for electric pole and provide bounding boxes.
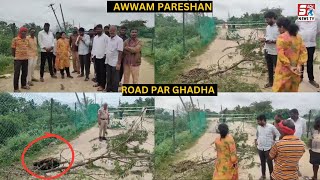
[189,96,195,110]
[60,4,67,31]
[49,4,63,31]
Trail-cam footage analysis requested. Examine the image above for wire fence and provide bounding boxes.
[155,9,216,82]
[155,110,207,151]
[208,110,320,138]
[0,92,154,170]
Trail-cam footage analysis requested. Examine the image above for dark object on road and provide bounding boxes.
[33,157,60,170]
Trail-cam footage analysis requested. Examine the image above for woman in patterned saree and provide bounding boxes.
[272,17,307,92]
[213,123,238,180]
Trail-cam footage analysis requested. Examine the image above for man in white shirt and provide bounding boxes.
[76,27,91,81]
[288,109,307,139]
[296,19,320,88]
[98,103,109,141]
[255,114,280,180]
[105,25,123,92]
[259,11,279,88]
[288,108,307,176]
[91,24,109,91]
[38,23,57,82]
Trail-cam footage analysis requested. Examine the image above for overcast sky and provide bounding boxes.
[0,0,154,30]
[156,93,320,115]
[11,93,151,107]
[213,0,320,20]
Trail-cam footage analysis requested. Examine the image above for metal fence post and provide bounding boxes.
[307,110,312,138]
[182,12,186,55]
[50,98,53,133]
[172,110,176,152]
[74,102,77,128]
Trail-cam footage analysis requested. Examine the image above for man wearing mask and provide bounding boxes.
[91,24,109,91]
[105,25,123,92]
[26,28,38,86]
[76,28,91,81]
[12,27,30,92]
[38,23,56,82]
[69,27,80,74]
[259,11,279,88]
[269,120,305,180]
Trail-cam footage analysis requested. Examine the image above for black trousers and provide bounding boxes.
[258,150,273,176]
[52,55,57,74]
[301,47,315,81]
[60,67,71,76]
[106,64,120,92]
[40,52,54,78]
[265,54,277,85]
[119,60,124,82]
[14,60,28,90]
[79,54,90,78]
[95,57,106,88]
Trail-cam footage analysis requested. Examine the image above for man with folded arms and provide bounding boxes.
[123,28,142,84]
[38,23,57,82]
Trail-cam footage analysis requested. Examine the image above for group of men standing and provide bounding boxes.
[11,22,142,92]
[255,109,312,180]
[260,11,320,90]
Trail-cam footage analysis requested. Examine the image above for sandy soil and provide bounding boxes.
[174,119,315,180]
[35,116,154,180]
[177,118,219,162]
[189,27,320,92]
[0,58,154,92]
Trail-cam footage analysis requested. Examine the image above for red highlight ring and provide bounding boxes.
[21,132,75,179]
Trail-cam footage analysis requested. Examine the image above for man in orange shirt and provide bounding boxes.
[27,28,38,86]
[11,27,30,92]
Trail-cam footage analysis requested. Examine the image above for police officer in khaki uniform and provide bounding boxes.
[98,103,109,141]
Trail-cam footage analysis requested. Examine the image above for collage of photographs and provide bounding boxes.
[0,0,320,180]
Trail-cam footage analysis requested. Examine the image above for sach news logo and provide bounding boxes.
[298,4,315,21]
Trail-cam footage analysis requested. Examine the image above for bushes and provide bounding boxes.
[155,14,216,83]
[0,55,13,74]
[155,131,193,167]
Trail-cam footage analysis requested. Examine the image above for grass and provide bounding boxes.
[0,55,13,75]
[140,38,154,65]
[155,123,208,179]
[0,122,96,169]
[156,34,217,84]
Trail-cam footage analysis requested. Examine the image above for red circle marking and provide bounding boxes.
[21,132,75,179]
